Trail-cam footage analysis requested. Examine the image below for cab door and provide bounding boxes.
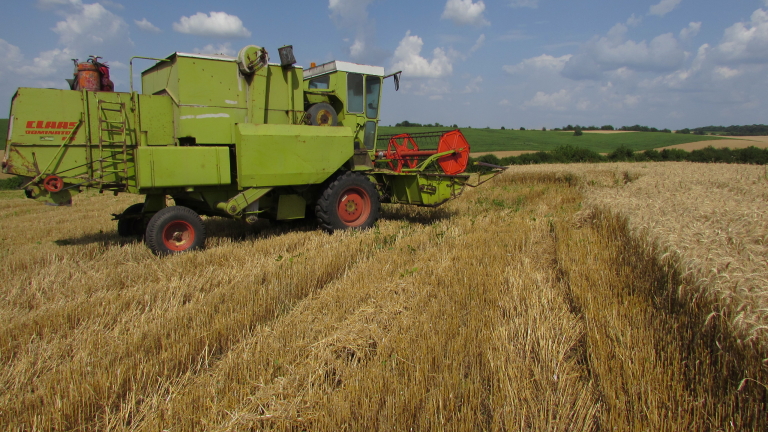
[346,73,381,151]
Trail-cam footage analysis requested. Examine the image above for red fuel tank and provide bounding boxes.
[73,62,101,91]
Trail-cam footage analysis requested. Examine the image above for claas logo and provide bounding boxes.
[24,120,78,136]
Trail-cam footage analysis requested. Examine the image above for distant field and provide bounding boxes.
[378,126,726,153]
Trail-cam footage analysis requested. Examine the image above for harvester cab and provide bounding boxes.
[2,44,503,255]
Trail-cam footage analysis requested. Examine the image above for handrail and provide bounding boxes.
[129,56,170,93]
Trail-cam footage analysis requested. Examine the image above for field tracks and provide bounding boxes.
[0,163,766,430]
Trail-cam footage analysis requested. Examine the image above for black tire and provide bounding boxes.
[306,103,338,126]
[316,172,379,233]
[117,203,145,237]
[145,206,206,255]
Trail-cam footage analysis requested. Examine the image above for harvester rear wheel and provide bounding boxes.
[316,172,379,233]
[145,206,206,255]
[117,203,145,237]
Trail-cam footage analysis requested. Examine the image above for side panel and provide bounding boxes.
[136,146,231,188]
[176,57,246,108]
[235,123,354,187]
[138,94,174,146]
[8,88,86,145]
[264,65,304,125]
[386,173,465,206]
[177,107,246,144]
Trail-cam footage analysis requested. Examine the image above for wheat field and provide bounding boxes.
[0,163,765,430]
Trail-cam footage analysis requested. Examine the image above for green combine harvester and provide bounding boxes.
[2,45,501,254]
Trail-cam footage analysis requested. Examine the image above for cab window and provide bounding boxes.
[308,75,330,89]
[364,121,377,149]
[347,73,364,113]
[366,76,381,119]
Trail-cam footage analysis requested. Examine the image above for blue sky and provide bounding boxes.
[1,0,768,129]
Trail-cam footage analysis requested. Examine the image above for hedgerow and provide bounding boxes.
[468,145,768,171]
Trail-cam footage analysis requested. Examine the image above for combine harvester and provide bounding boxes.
[2,45,502,254]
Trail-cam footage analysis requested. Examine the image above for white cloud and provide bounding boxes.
[627,14,642,27]
[328,0,387,63]
[649,0,682,17]
[51,1,131,51]
[499,99,511,106]
[524,89,570,110]
[329,0,372,23]
[562,24,686,79]
[134,18,160,33]
[680,22,701,40]
[392,31,454,78]
[715,9,768,63]
[503,54,572,74]
[714,66,741,79]
[442,0,489,27]
[470,34,486,53]
[173,12,251,38]
[0,40,23,80]
[463,75,483,93]
[509,0,538,8]
[17,48,74,77]
[193,43,235,56]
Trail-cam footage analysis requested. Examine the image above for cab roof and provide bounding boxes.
[303,61,385,80]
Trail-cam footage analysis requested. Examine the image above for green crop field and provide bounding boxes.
[378,126,727,153]
[0,120,727,153]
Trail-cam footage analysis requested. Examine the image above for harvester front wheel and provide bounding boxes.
[145,206,206,255]
[117,203,145,237]
[316,172,379,233]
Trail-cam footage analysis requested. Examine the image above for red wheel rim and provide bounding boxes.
[337,187,371,227]
[162,220,195,251]
[43,175,64,192]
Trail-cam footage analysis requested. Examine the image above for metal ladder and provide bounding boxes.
[97,98,129,190]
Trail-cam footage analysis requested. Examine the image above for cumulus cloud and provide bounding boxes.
[470,34,486,53]
[714,66,741,79]
[626,14,642,27]
[17,48,75,77]
[503,54,572,74]
[328,0,387,63]
[463,75,483,93]
[680,22,701,40]
[392,31,454,78]
[715,8,768,63]
[562,23,685,79]
[0,39,23,80]
[134,18,160,33]
[51,1,131,51]
[173,12,250,38]
[649,0,682,17]
[524,89,570,111]
[442,0,489,27]
[509,0,538,8]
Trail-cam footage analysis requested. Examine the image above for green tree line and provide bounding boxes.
[468,145,768,172]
